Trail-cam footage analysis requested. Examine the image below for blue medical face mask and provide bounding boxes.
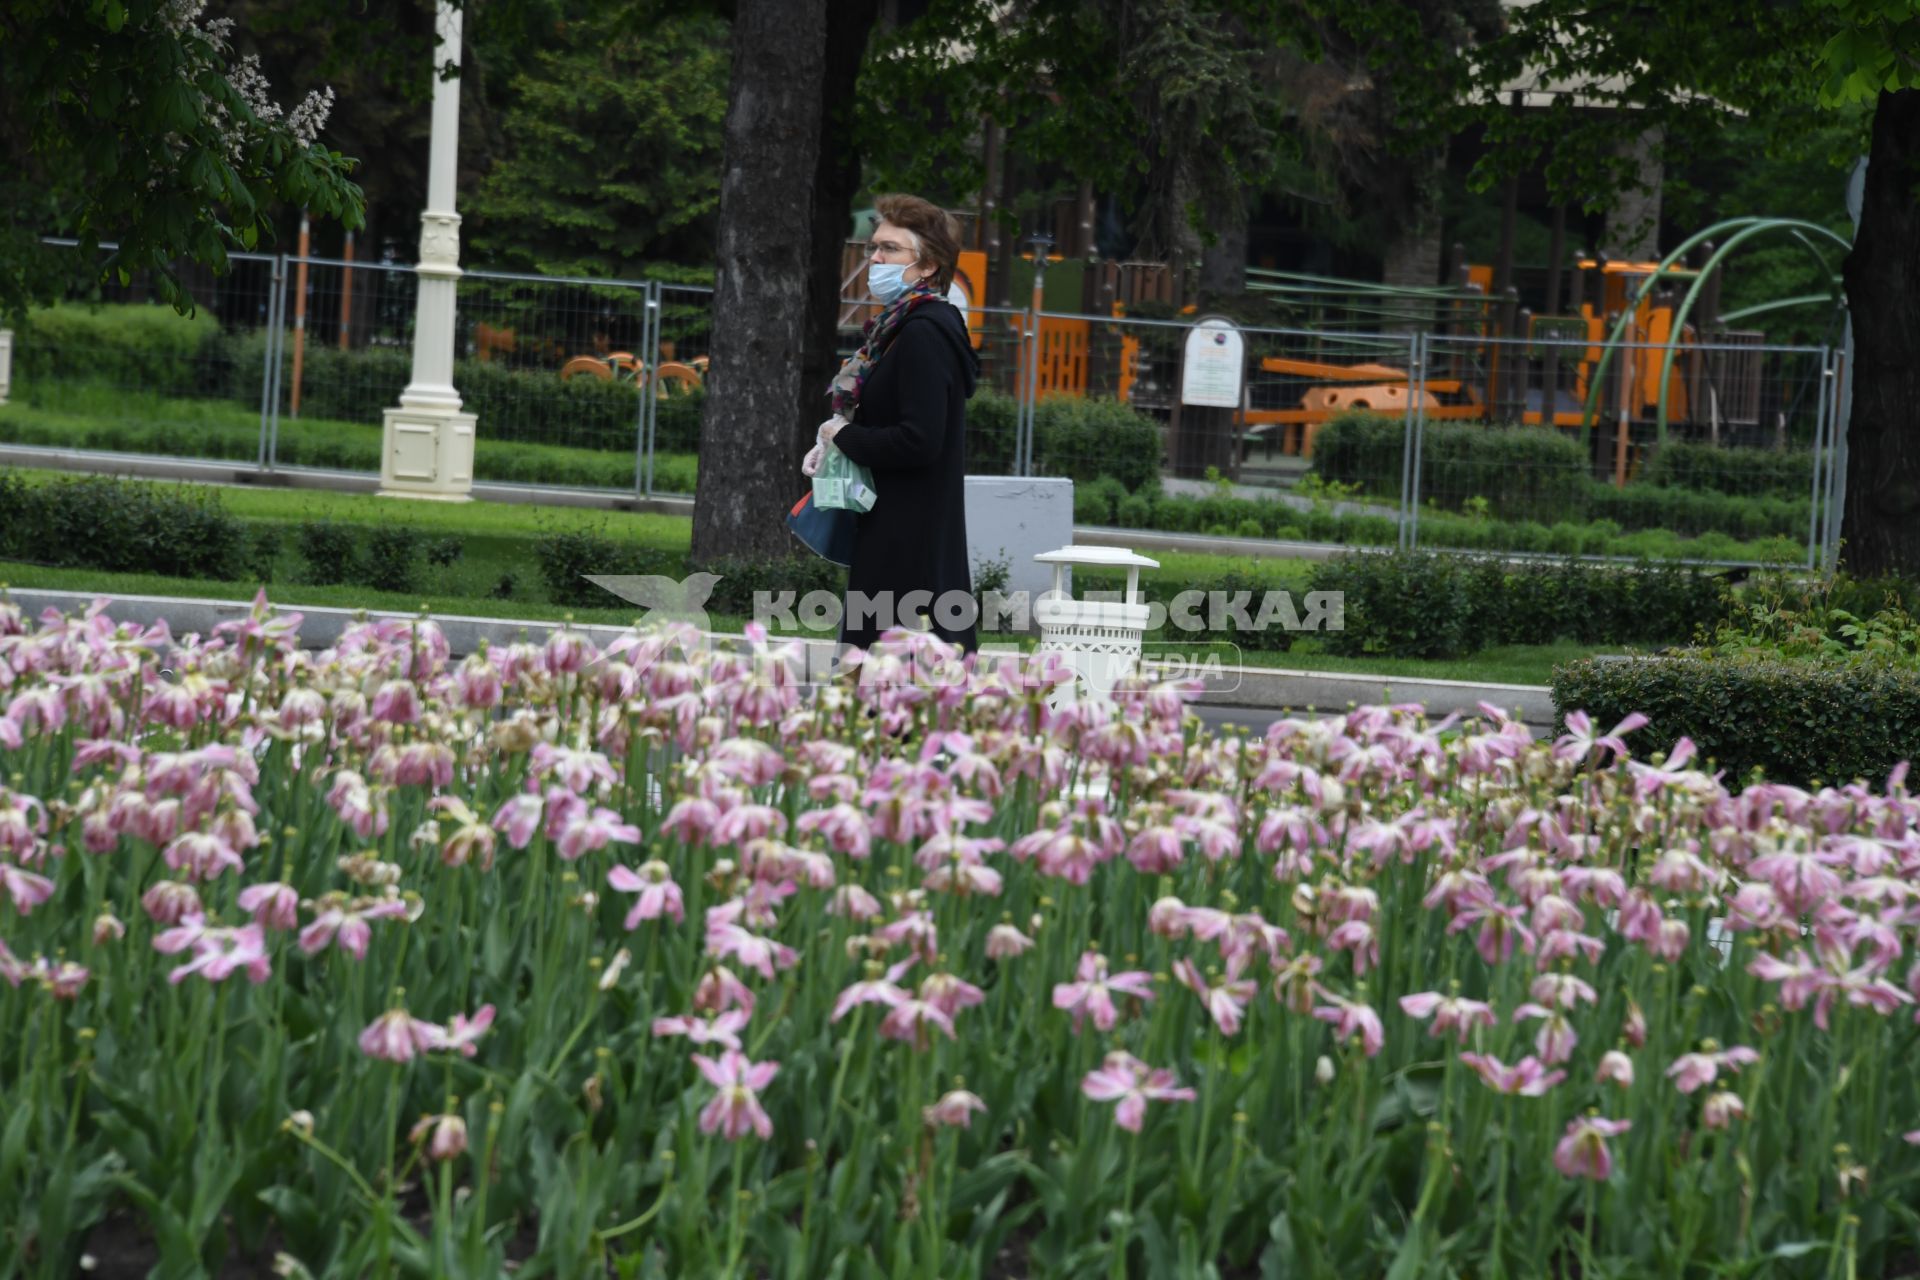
[868,261,911,302]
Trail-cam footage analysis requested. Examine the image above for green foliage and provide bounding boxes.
[1637,440,1817,500]
[703,556,849,620]
[1310,551,1732,659]
[1551,653,1920,787]
[530,521,681,608]
[967,390,1162,490]
[0,1,363,321]
[14,305,222,396]
[359,524,422,595]
[0,472,246,579]
[468,10,729,275]
[294,519,358,587]
[1311,413,1813,541]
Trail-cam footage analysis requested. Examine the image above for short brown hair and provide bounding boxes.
[873,193,961,293]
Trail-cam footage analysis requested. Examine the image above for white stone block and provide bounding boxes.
[964,476,1073,601]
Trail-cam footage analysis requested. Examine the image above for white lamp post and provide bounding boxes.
[379,0,476,501]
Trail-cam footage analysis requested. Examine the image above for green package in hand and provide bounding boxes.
[812,443,876,513]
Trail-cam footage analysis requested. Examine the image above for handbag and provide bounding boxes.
[786,490,856,567]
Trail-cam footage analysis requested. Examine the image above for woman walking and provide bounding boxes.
[805,193,980,654]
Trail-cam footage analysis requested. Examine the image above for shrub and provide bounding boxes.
[1075,476,1129,525]
[424,536,465,569]
[1313,414,1589,523]
[296,519,360,586]
[1551,654,1920,787]
[0,473,246,579]
[531,522,683,608]
[965,390,1161,491]
[703,555,847,622]
[246,526,283,583]
[359,525,423,595]
[1639,440,1816,500]
[14,304,223,398]
[1309,551,1732,659]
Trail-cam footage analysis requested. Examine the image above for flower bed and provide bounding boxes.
[1,597,1917,1277]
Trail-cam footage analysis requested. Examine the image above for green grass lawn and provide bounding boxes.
[0,382,700,493]
[0,466,1605,685]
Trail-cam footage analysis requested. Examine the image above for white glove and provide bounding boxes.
[817,413,848,443]
[801,440,826,477]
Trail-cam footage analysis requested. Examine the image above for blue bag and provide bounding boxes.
[786,490,856,567]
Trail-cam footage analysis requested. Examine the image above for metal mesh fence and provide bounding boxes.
[4,238,1848,571]
[1409,333,1834,566]
[0,242,282,468]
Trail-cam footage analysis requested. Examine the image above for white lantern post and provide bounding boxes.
[379,0,476,500]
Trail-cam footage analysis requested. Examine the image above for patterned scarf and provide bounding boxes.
[828,279,944,418]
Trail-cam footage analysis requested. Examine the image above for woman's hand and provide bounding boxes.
[816,414,846,445]
[800,440,826,477]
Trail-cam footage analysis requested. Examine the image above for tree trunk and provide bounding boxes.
[1839,88,1920,580]
[1197,191,1248,303]
[690,0,830,567]
[793,0,882,502]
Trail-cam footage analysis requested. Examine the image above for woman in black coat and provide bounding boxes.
[809,194,981,654]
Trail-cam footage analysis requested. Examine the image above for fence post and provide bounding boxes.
[1403,333,1428,551]
[1808,347,1832,572]
[638,281,660,497]
[1825,340,1852,573]
[1397,332,1418,551]
[257,255,287,471]
[1019,234,1052,477]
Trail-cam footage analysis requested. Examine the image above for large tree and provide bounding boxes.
[1360,0,1919,575]
[688,0,881,566]
[0,0,366,319]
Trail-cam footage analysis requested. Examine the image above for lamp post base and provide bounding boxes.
[379,405,476,501]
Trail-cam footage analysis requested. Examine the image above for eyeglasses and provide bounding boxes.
[867,239,915,259]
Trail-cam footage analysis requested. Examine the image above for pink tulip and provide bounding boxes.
[692,1050,778,1141]
[919,971,986,1017]
[832,959,915,1022]
[693,965,756,1015]
[1512,1003,1578,1064]
[1080,1051,1196,1132]
[1398,991,1496,1044]
[923,1089,988,1130]
[1174,954,1256,1036]
[1554,1115,1630,1180]
[1552,710,1647,764]
[1458,1052,1566,1096]
[1053,951,1156,1034]
[141,880,202,925]
[607,861,684,928]
[1595,1050,1635,1089]
[167,923,272,985]
[555,805,641,861]
[410,1113,468,1162]
[878,997,958,1046]
[1666,1045,1758,1094]
[1702,1091,1745,1129]
[652,1009,750,1051]
[0,861,54,915]
[359,1008,443,1063]
[162,831,243,882]
[437,1005,495,1057]
[1312,990,1385,1058]
[985,923,1035,960]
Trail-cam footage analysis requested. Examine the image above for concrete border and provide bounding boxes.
[6,586,1554,723]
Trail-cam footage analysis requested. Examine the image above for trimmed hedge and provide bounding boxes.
[968,390,1162,490]
[1550,654,1920,787]
[1310,413,1812,540]
[0,472,247,580]
[1307,550,1732,660]
[15,304,222,398]
[1639,440,1816,500]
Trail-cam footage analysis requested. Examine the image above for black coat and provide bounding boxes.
[830,300,981,652]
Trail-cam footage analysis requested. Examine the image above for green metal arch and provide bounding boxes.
[1652,220,1849,441]
[1575,217,1849,437]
